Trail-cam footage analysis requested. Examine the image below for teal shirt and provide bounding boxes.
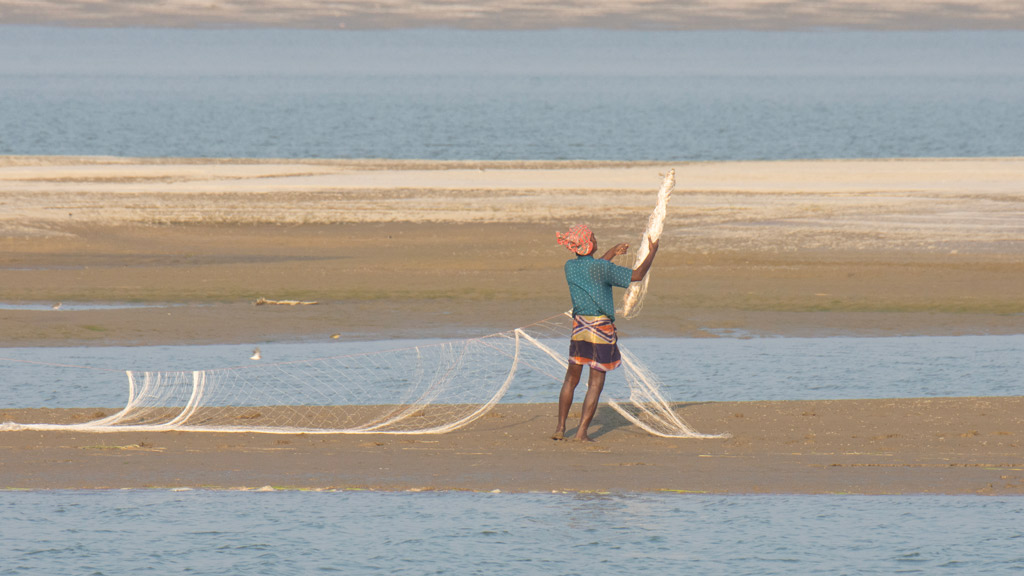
[564,255,633,322]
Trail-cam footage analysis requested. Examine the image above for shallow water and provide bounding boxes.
[1,491,1022,575]
[1,335,1021,409]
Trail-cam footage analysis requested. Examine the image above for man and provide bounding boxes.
[553,224,659,442]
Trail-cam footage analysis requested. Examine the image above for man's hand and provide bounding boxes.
[631,237,660,282]
[600,242,630,261]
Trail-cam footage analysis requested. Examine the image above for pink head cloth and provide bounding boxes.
[556,224,595,256]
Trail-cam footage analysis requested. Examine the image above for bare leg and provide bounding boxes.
[553,363,584,439]
[574,368,606,442]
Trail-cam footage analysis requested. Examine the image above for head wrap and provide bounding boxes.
[556,224,595,256]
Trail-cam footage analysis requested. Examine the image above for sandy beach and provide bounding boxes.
[1,156,1022,493]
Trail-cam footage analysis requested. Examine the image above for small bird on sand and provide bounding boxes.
[250,347,261,360]
[51,302,62,310]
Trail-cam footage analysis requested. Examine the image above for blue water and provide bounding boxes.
[3,25,1023,574]
[2,28,1023,160]
[1,335,1022,409]
[2,491,1022,575]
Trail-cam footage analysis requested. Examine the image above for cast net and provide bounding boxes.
[0,314,723,438]
[620,168,674,319]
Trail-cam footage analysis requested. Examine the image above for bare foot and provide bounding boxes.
[551,428,566,440]
[573,435,595,443]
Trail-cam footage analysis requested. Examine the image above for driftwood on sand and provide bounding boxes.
[254,297,319,306]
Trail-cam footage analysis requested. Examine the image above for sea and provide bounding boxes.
[1,27,1024,160]
[2,25,1024,575]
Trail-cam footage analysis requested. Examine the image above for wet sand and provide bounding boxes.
[1,156,1022,493]
[2,156,1022,345]
[2,398,1022,494]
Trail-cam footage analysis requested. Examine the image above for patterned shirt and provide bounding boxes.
[564,255,633,322]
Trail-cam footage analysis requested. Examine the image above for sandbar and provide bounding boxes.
[1,398,1022,494]
[1,156,1021,345]
[2,0,1022,30]
[1,156,1022,494]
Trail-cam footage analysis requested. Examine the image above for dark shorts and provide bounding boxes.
[568,314,621,372]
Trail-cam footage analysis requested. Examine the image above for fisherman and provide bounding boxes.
[553,224,659,442]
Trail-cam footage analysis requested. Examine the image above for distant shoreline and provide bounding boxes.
[2,2,1023,30]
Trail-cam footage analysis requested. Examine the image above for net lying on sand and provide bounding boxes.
[0,314,723,438]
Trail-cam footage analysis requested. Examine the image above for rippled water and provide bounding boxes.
[2,28,1023,161]
[1,491,1022,575]
[1,335,1021,409]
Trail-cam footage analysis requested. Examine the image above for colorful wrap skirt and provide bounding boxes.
[568,314,621,372]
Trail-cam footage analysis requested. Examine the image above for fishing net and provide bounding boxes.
[0,314,722,437]
[620,168,674,319]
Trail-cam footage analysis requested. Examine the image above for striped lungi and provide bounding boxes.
[568,314,621,372]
